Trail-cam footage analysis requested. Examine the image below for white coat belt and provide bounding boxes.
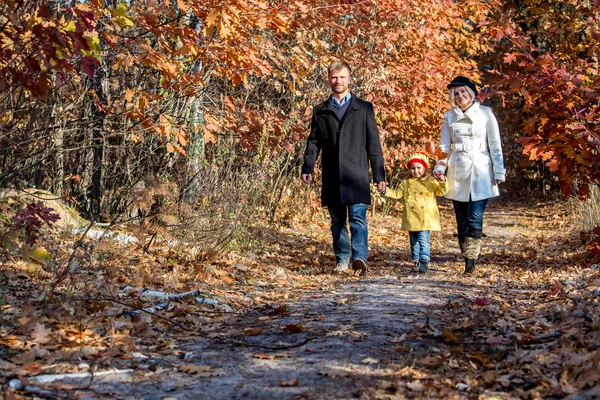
[451,142,487,152]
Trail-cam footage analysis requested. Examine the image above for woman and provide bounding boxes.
[433,76,506,274]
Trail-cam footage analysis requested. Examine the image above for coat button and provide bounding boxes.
[468,128,472,132]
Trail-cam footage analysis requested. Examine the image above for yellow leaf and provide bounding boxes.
[115,1,128,16]
[117,16,135,27]
[166,143,175,153]
[23,245,51,264]
[124,89,134,102]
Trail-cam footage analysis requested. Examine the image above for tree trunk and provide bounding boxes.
[89,41,107,219]
[51,102,64,197]
[183,98,204,203]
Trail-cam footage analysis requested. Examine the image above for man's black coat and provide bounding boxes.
[301,95,386,206]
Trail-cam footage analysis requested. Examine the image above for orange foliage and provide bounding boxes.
[483,0,600,197]
[1,0,498,163]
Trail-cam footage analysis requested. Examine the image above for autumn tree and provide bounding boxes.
[482,0,600,198]
[1,0,508,223]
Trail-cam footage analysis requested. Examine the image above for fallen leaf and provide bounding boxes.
[30,323,52,344]
[179,364,225,377]
[319,368,350,378]
[474,297,490,306]
[282,323,304,334]
[278,377,299,387]
[442,329,459,343]
[389,333,407,343]
[419,355,443,367]
[450,319,473,330]
[267,305,289,316]
[486,335,506,345]
[407,380,425,391]
[326,330,354,337]
[254,353,275,360]
[0,359,16,370]
[254,352,291,360]
[243,328,264,336]
[361,357,379,364]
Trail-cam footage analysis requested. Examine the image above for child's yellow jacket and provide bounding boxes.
[385,176,448,231]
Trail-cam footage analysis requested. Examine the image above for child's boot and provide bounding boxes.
[411,259,420,273]
[419,257,430,273]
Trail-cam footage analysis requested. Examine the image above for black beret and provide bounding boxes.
[447,76,478,97]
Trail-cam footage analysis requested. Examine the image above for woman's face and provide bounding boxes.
[453,86,473,110]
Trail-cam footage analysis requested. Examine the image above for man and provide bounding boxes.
[301,60,386,276]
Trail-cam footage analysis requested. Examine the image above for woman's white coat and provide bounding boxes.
[438,102,506,202]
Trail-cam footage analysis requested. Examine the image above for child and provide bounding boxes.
[383,152,447,273]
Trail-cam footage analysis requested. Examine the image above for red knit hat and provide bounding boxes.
[406,152,430,169]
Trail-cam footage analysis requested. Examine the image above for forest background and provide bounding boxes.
[0,0,600,397]
[0,0,599,293]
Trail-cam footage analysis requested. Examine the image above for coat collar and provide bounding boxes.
[320,93,364,112]
[452,101,481,120]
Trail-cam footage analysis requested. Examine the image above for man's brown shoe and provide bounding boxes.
[352,259,367,276]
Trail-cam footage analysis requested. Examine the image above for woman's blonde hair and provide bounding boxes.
[449,86,476,108]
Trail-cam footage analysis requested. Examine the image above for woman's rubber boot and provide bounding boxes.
[459,241,466,260]
[464,235,482,274]
[465,258,476,274]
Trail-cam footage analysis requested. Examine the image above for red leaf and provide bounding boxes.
[474,297,490,306]
[503,53,518,64]
[81,56,100,78]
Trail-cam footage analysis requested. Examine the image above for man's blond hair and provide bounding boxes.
[328,60,352,76]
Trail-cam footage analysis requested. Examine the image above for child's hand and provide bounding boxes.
[435,174,446,182]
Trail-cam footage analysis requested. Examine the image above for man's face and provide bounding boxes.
[328,67,350,96]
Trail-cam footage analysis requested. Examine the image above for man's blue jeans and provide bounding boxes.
[452,199,488,242]
[409,230,430,264]
[328,203,368,265]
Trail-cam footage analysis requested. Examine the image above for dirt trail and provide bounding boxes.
[64,277,468,400]
[14,200,589,400]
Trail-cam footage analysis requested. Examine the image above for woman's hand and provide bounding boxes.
[495,179,502,185]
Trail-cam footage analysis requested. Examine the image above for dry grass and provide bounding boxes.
[578,184,600,232]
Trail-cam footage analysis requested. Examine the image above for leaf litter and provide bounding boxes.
[1,199,599,399]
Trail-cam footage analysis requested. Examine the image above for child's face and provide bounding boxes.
[409,163,426,178]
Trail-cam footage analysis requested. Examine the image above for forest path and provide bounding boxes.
[53,198,589,400]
